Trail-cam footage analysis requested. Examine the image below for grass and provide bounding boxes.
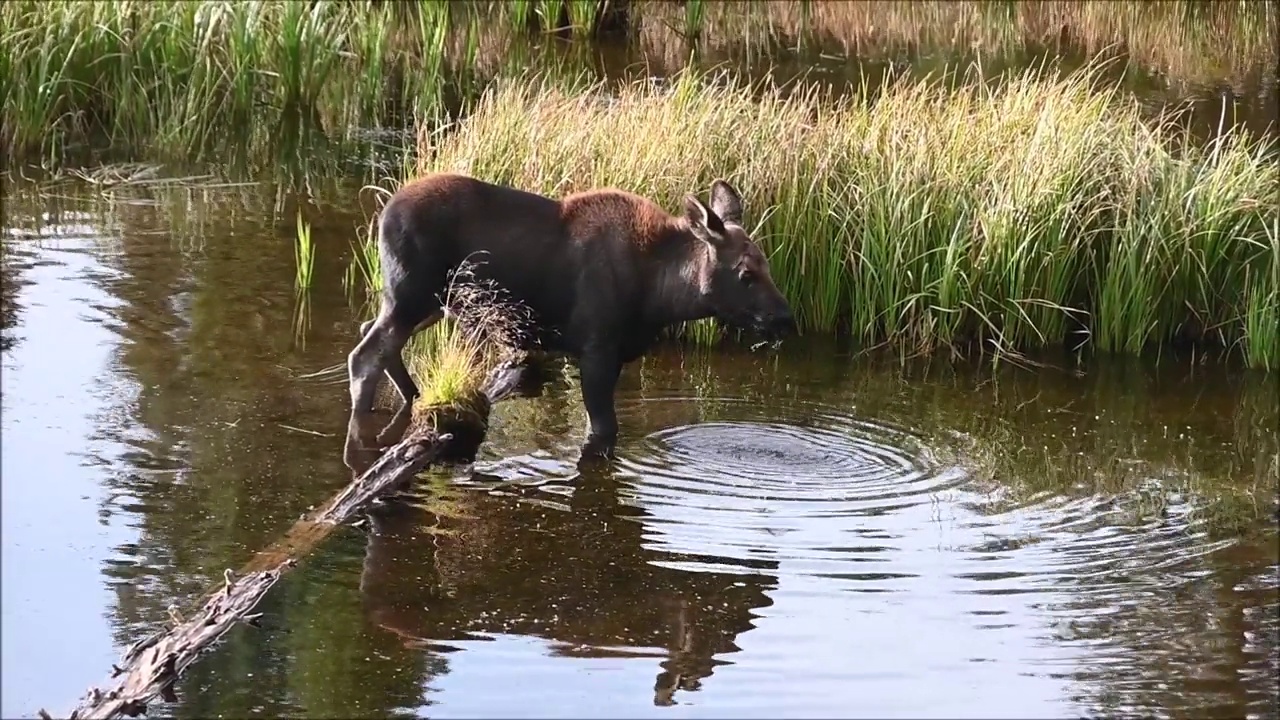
[0,0,489,165]
[397,262,534,436]
[3,1,1274,168]
[635,0,1278,91]
[411,62,1280,369]
[293,210,316,292]
[291,209,316,347]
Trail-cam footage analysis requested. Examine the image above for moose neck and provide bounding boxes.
[644,232,714,328]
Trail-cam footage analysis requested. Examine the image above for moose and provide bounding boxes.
[344,173,796,467]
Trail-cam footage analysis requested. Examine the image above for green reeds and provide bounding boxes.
[8,0,1275,168]
[0,0,488,165]
[412,64,1279,369]
[294,209,316,292]
[5,0,1274,168]
[292,208,316,346]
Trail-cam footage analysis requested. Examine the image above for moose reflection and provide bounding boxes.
[358,468,777,707]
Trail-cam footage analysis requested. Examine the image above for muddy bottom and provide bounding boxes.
[1,176,1276,719]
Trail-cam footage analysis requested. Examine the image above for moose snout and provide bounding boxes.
[775,308,798,336]
[756,306,797,339]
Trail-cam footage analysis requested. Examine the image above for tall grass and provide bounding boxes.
[402,263,533,422]
[413,64,1279,368]
[5,1,1274,168]
[0,0,492,164]
[628,0,1278,92]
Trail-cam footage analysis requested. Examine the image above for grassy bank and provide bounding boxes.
[0,0,626,165]
[409,65,1278,369]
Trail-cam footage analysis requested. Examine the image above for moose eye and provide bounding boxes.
[739,269,756,286]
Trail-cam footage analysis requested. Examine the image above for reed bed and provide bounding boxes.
[5,1,1275,168]
[0,0,499,164]
[633,1,1278,92]
[413,64,1279,369]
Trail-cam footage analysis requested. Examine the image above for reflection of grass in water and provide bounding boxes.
[291,291,312,351]
[423,64,1279,368]
[0,237,25,354]
[950,428,1278,539]
[396,472,478,529]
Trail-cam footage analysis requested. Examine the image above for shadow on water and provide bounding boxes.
[0,165,1277,718]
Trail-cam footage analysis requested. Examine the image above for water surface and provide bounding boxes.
[1,174,1276,719]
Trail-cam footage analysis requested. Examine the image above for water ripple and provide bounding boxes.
[616,407,970,578]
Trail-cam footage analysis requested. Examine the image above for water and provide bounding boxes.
[1,173,1276,719]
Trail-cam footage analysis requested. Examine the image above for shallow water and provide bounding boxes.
[1,175,1277,719]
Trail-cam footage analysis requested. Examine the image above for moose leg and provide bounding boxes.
[357,316,420,409]
[578,346,622,461]
[345,310,414,460]
[375,310,445,446]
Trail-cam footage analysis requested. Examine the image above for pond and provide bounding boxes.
[2,2,1278,718]
[1,172,1276,719]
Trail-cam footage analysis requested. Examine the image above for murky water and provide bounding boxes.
[2,171,1276,719]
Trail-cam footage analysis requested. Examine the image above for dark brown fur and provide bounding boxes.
[345,173,795,468]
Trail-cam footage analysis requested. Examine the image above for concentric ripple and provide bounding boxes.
[626,415,957,508]
[616,404,970,579]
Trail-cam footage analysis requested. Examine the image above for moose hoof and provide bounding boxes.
[579,433,618,464]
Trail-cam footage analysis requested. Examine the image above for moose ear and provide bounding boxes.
[684,194,728,245]
[709,179,743,226]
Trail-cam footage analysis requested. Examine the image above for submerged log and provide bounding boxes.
[50,359,536,720]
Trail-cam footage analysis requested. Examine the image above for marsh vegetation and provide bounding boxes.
[414,66,1278,368]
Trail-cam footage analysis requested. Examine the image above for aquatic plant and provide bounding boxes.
[344,209,386,309]
[628,0,1278,93]
[293,209,316,292]
[415,63,1280,369]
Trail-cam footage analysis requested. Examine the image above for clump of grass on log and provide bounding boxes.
[416,63,1280,369]
[396,263,536,460]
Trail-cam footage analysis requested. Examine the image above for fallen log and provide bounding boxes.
[48,359,536,720]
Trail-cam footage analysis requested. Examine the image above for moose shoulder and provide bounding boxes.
[344,172,796,467]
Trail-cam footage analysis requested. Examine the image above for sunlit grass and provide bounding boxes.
[406,322,490,412]
[630,0,1278,93]
[415,63,1279,369]
[397,262,533,440]
[5,0,1273,169]
[293,210,316,292]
